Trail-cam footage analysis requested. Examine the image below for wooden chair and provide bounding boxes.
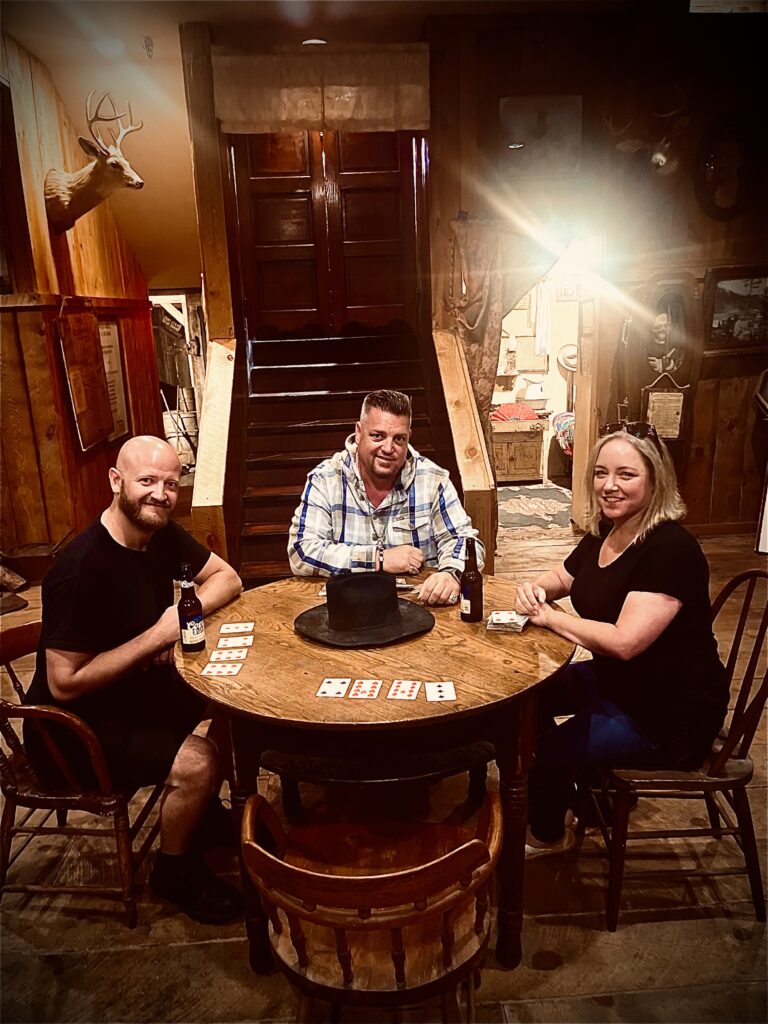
[0,621,163,927]
[585,569,768,931]
[242,790,502,1023]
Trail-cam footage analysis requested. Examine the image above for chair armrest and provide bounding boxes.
[1,700,114,794]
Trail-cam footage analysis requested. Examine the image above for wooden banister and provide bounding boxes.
[432,329,496,574]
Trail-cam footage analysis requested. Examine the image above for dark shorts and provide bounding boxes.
[24,669,208,791]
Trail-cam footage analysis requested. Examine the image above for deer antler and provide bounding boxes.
[651,81,687,120]
[85,90,126,154]
[602,111,634,138]
[109,101,144,152]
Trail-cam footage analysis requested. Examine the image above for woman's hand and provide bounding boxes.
[515,581,547,616]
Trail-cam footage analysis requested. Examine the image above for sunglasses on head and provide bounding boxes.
[599,420,662,451]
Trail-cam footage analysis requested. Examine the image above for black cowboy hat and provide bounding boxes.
[294,572,435,649]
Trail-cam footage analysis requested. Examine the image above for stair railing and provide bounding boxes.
[432,329,495,574]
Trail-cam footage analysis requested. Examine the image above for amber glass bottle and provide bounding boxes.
[459,537,483,623]
[178,562,206,652]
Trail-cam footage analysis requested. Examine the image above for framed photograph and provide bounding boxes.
[703,265,768,353]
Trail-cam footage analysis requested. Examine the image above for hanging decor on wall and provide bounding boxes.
[702,265,768,354]
[694,115,754,221]
[44,91,144,234]
[499,95,582,175]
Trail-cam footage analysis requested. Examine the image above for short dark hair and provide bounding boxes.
[360,390,412,422]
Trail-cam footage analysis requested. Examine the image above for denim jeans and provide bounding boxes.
[528,661,660,842]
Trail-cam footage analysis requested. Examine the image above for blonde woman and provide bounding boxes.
[514,423,728,857]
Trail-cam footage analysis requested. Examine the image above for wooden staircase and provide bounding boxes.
[240,334,434,589]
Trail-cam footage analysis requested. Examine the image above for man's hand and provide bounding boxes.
[382,545,424,575]
[418,571,460,607]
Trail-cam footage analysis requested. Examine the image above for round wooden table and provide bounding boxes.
[178,574,574,972]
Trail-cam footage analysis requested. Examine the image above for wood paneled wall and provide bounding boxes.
[0,297,162,552]
[0,33,146,300]
[426,6,767,533]
[1,35,161,556]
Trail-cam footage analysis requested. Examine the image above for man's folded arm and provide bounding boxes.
[46,606,181,702]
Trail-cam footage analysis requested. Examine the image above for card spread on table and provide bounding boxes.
[349,679,382,699]
[316,678,351,698]
[217,634,254,648]
[202,662,242,677]
[219,621,255,634]
[425,681,457,702]
[387,679,421,700]
[209,648,248,662]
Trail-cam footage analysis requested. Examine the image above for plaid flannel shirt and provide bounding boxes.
[288,437,485,577]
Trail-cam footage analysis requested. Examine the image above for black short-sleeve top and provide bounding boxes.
[26,518,210,724]
[564,521,728,754]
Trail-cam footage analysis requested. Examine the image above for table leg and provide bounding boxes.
[227,716,273,974]
[494,697,537,969]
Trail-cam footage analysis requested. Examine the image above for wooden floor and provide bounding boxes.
[1,527,766,1023]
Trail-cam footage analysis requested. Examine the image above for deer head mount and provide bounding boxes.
[44,90,144,234]
[603,86,690,177]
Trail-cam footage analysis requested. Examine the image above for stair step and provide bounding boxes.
[244,484,303,500]
[250,359,421,394]
[240,522,291,562]
[240,560,293,590]
[245,453,327,487]
[241,522,289,537]
[249,334,417,366]
[247,386,427,423]
[246,413,431,454]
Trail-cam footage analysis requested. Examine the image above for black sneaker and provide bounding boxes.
[149,852,243,924]
[189,798,237,852]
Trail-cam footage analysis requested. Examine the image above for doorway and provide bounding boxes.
[231,130,425,340]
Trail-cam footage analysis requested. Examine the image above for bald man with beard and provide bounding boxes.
[24,436,243,923]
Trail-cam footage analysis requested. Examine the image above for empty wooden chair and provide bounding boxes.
[242,790,502,1022]
[585,569,768,930]
[0,621,163,927]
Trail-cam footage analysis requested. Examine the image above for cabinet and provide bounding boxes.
[492,419,545,482]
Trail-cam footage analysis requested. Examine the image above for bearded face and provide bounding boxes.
[117,480,173,531]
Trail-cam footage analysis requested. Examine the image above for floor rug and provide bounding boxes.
[497,483,573,530]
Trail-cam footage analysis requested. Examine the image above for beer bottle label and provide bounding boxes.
[181,616,205,645]
[461,596,471,615]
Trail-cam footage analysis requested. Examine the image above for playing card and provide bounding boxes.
[425,681,457,702]
[217,635,254,648]
[387,679,421,700]
[220,621,255,634]
[316,678,351,698]
[349,679,382,699]
[201,662,242,677]
[209,648,249,662]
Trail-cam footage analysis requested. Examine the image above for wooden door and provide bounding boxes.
[232,131,421,339]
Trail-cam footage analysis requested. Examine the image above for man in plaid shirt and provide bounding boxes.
[288,390,485,606]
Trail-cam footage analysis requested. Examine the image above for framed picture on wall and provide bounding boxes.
[703,265,768,353]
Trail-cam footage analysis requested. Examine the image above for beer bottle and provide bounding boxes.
[460,537,483,623]
[178,562,206,652]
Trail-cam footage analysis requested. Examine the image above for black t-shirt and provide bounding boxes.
[26,518,210,728]
[564,521,728,754]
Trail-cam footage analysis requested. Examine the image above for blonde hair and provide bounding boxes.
[584,431,686,541]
